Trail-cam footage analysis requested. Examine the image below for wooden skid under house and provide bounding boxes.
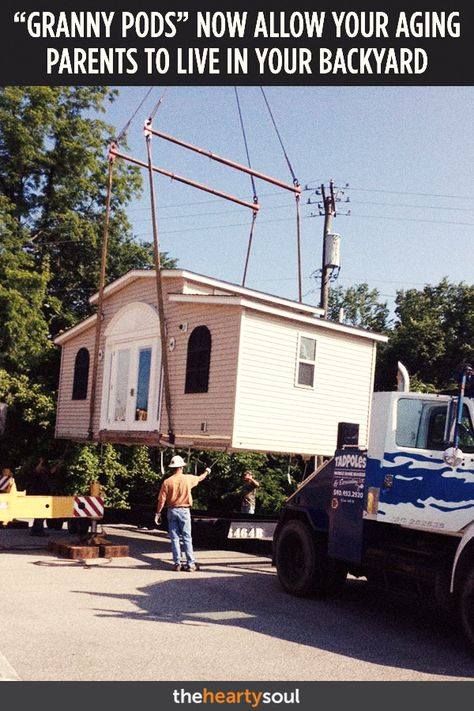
[54,269,387,457]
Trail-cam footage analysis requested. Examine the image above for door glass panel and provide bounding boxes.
[135,347,152,421]
[114,349,130,422]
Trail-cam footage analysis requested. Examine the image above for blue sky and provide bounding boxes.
[101,86,474,314]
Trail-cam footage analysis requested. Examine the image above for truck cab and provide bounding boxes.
[366,390,474,534]
[273,377,474,651]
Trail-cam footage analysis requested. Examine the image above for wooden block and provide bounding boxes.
[48,539,100,559]
[99,544,129,558]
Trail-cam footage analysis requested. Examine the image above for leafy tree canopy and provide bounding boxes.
[376,278,474,391]
[0,86,176,342]
[328,282,391,333]
[0,86,176,471]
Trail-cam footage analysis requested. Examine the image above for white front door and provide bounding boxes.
[105,339,161,430]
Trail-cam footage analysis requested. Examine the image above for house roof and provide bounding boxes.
[168,293,388,342]
[88,268,325,317]
[54,268,388,345]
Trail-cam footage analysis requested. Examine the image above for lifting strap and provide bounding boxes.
[260,87,303,301]
[148,87,169,123]
[116,87,155,144]
[88,147,115,440]
[144,120,175,445]
[234,87,259,287]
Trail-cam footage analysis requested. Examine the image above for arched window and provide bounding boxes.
[185,326,212,394]
[72,348,90,400]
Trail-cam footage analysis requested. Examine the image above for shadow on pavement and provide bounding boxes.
[72,537,474,678]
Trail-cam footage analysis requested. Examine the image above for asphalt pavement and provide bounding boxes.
[1,523,474,682]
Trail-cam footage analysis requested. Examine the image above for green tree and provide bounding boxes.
[328,283,390,333]
[125,446,161,506]
[0,197,58,373]
[65,443,130,508]
[0,87,177,478]
[183,449,299,514]
[376,278,474,391]
[0,86,169,334]
[0,369,56,469]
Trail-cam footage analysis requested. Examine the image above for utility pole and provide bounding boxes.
[320,180,337,317]
[306,179,349,318]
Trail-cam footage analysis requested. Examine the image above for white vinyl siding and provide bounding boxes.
[232,310,375,456]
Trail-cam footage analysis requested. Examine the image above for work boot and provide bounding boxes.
[183,563,200,572]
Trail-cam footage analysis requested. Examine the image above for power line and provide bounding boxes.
[348,213,474,227]
[351,187,474,200]
[125,184,474,218]
[305,181,474,201]
[12,205,474,245]
[355,199,474,213]
[128,202,295,223]
[126,191,474,227]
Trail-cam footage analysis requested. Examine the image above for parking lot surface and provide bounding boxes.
[1,523,473,682]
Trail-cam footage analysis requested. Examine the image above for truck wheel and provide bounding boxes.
[459,571,474,650]
[275,519,346,597]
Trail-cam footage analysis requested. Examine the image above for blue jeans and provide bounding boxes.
[167,507,195,566]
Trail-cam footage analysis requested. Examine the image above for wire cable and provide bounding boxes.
[116,87,155,144]
[148,87,169,121]
[234,88,258,202]
[260,86,298,185]
[234,87,259,286]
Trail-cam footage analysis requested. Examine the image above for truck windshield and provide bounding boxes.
[396,399,474,453]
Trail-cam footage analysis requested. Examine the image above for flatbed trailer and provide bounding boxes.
[104,504,278,548]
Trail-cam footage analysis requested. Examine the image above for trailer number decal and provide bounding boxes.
[228,521,277,540]
[228,526,264,539]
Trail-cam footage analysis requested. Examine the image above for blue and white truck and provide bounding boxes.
[273,364,474,649]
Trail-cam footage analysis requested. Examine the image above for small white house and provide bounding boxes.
[54,269,387,457]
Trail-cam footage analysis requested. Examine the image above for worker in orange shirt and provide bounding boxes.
[155,455,210,572]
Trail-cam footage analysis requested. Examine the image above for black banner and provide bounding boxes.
[0,0,472,85]
[2,681,474,709]
[328,448,367,564]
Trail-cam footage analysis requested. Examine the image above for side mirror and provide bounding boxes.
[443,446,464,468]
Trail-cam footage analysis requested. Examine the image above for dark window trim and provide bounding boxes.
[72,347,90,400]
[185,326,212,394]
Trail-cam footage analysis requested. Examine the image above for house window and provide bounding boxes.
[72,347,90,400]
[185,326,212,394]
[296,336,316,388]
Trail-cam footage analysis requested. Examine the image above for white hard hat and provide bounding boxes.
[169,455,186,468]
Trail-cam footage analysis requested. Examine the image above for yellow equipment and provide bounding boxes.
[0,478,104,525]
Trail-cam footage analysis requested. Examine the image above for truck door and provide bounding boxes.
[373,396,474,533]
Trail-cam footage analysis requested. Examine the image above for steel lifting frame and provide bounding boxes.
[88,121,303,446]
